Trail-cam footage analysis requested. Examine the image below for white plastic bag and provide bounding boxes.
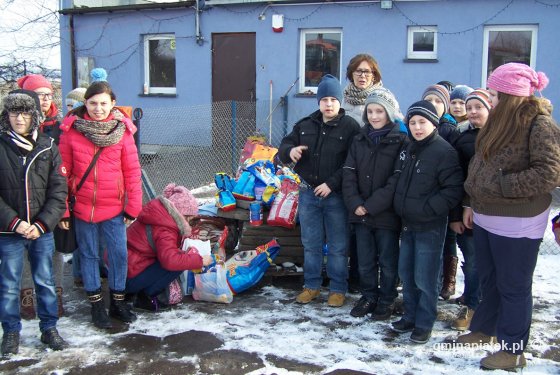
[192,264,233,304]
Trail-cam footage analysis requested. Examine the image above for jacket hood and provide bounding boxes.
[138,197,191,237]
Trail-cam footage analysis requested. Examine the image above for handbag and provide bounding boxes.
[55,148,103,254]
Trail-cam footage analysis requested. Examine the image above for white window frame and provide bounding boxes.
[481,25,538,88]
[143,33,176,94]
[298,28,342,93]
[407,26,438,60]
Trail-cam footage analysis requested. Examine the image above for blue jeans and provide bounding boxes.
[298,190,349,293]
[72,229,108,279]
[456,233,480,309]
[398,225,446,330]
[75,215,128,292]
[354,224,399,305]
[126,261,182,297]
[0,233,58,333]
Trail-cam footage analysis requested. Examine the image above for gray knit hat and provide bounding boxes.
[0,89,43,133]
[362,87,402,124]
[66,87,86,107]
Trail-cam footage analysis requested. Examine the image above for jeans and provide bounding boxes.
[126,261,182,297]
[75,215,128,292]
[354,224,399,306]
[298,189,349,293]
[0,233,58,333]
[72,228,108,279]
[456,233,480,309]
[398,225,446,330]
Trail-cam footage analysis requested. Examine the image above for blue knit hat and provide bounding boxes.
[406,100,440,128]
[450,85,474,102]
[316,74,342,104]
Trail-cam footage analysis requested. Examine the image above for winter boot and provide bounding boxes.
[55,287,64,317]
[440,255,458,300]
[133,291,171,312]
[87,290,113,329]
[1,332,19,357]
[109,290,137,323]
[40,327,68,351]
[20,288,36,320]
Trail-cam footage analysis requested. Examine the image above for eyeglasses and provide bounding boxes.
[353,69,374,77]
[36,93,53,100]
[8,112,32,119]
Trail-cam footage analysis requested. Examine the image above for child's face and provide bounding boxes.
[423,94,445,117]
[408,115,435,141]
[466,100,489,128]
[366,103,389,129]
[319,97,341,122]
[85,93,115,121]
[487,89,500,108]
[8,111,33,136]
[34,88,53,115]
[450,99,466,118]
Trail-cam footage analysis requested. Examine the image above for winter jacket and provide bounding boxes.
[465,114,560,217]
[58,111,142,223]
[278,109,360,192]
[40,103,62,144]
[437,114,459,144]
[0,132,67,234]
[342,100,365,124]
[393,130,464,231]
[342,123,408,230]
[127,197,203,279]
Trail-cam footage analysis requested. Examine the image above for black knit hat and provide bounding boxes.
[0,89,43,133]
[406,100,440,127]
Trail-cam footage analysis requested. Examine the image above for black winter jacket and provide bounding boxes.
[0,133,67,234]
[437,114,459,144]
[278,109,360,192]
[342,124,408,231]
[393,130,464,231]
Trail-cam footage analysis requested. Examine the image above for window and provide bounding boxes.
[407,26,437,60]
[482,25,537,88]
[299,29,342,93]
[143,34,176,94]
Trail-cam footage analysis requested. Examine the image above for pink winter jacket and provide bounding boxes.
[58,111,142,223]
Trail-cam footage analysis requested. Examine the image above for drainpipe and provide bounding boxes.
[195,0,204,46]
[69,14,77,88]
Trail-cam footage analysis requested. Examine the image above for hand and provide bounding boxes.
[58,220,70,230]
[449,221,465,234]
[554,227,560,246]
[463,207,473,230]
[354,206,367,216]
[289,145,308,163]
[313,183,331,198]
[23,225,40,240]
[15,221,31,235]
[202,255,214,266]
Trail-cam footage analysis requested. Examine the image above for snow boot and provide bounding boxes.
[40,327,68,351]
[20,288,36,320]
[1,332,19,357]
[87,290,113,329]
[440,255,458,300]
[109,290,137,323]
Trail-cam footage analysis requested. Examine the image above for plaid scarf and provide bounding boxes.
[73,116,125,147]
[343,81,383,106]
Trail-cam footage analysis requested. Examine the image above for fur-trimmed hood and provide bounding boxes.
[0,89,43,133]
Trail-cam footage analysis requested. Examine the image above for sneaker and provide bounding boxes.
[40,327,68,351]
[391,318,415,333]
[410,328,432,344]
[350,297,376,317]
[1,332,19,357]
[455,331,496,345]
[480,350,526,370]
[327,293,345,307]
[295,288,320,304]
[372,303,394,321]
[451,307,474,331]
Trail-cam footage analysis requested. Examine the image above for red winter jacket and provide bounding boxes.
[126,197,203,279]
[58,110,142,223]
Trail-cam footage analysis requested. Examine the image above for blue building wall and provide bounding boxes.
[60,0,560,142]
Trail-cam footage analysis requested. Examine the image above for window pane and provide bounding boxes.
[149,38,176,88]
[413,32,434,52]
[304,32,341,87]
[487,31,532,78]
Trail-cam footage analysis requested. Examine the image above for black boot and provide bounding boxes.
[1,331,19,357]
[133,291,170,312]
[40,327,69,351]
[87,290,113,329]
[109,290,137,323]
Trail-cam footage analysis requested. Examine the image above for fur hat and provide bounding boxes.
[0,89,43,133]
[162,183,199,216]
[66,87,86,108]
[465,89,492,111]
[17,74,53,91]
[406,100,440,128]
[363,87,402,124]
[450,85,474,102]
[487,62,549,97]
[316,74,342,104]
[422,84,451,114]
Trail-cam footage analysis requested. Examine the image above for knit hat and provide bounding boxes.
[16,74,53,91]
[162,183,199,216]
[90,68,108,83]
[487,62,549,97]
[363,87,402,124]
[65,87,86,108]
[422,84,451,114]
[465,89,492,111]
[406,100,440,128]
[0,89,43,132]
[316,74,342,104]
[450,85,474,102]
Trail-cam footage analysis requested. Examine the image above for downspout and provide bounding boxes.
[195,0,204,46]
[69,14,77,88]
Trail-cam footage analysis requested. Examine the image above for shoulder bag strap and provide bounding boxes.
[75,148,103,193]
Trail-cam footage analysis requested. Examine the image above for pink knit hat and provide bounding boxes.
[163,183,199,216]
[17,74,53,91]
[487,63,549,97]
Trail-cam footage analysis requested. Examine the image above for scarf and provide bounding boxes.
[367,123,393,144]
[73,114,125,147]
[41,103,59,131]
[343,81,383,106]
[8,129,38,155]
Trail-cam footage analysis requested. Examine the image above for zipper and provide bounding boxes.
[23,141,53,222]
[90,146,99,223]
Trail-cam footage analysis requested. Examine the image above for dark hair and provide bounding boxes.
[345,53,382,84]
[69,81,116,118]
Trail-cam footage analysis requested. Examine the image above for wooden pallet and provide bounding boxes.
[240,223,304,267]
